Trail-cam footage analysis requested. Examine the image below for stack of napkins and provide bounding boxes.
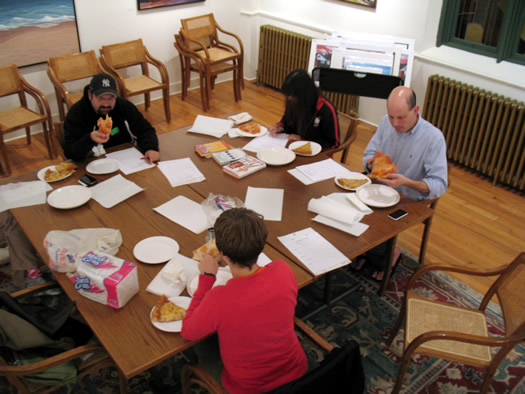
[289,158,349,185]
[188,115,233,138]
[146,254,200,297]
[308,193,369,236]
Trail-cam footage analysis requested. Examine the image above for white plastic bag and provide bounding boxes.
[44,228,122,272]
[200,193,244,227]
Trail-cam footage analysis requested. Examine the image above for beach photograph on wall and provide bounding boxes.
[0,0,80,68]
[138,0,205,11]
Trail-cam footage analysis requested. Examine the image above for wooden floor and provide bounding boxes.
[3,80,524,296]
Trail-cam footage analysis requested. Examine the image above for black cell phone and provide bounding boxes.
[79,174,97,187]
[388,209,408,221]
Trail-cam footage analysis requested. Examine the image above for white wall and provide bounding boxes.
[4,0,525,140]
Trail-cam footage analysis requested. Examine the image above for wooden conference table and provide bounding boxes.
[5,124,433,380]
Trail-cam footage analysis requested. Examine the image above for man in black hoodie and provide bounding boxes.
[64,73,160,164]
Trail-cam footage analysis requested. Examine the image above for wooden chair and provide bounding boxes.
[53,121,66,159]
[386,252,525,393]
[99,39,171,122]
[0,281,128,394]
[180,13,243,106]
[47,50,105,121]
[181,317,364,394]
[0,65,55,177]
[324,111,358,163]
[174,33,240,112]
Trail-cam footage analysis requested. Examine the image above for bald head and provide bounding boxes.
[386,86,419,133]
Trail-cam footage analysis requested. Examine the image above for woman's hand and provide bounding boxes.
[269,124,284,136]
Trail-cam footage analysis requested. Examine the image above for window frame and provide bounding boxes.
[437,0,525,66]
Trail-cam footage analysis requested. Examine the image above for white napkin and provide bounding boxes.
[92,144,106,157]
[312,215,369,237]
[346,193,373,214]
[228,112,253,125]
[90,174,144,208]
[307,196,364,224]
[146,254,200,297]
[245,186,284,221]
[0,181,50,212]
[187,115,233,138]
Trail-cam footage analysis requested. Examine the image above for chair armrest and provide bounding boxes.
[46,68,70,96]
[406,329,523,358]
[181,33,211,59]
[181,364,227,394]
[215,25,244,54]
[144,47,170,85]
[294,317,335,352]
[10,280,58,299]
[0,344,109,376]
[20,76,52,118]
[407,263,508,292]
[99,55,125,95]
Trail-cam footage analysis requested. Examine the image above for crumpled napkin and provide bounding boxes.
[161,260,187,284]
[92,144,106,157]
[228,112,253,125]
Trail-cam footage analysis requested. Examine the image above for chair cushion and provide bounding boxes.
[0,107,47,132]
[266,340,364,394]
[406,297,491,363]
[196,47,238,63]
[123,75,161,94]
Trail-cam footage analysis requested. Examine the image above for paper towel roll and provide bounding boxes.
[307,196,364,224]
[346,193,373,214]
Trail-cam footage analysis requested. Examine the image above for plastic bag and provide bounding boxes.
[43,228,122,272]
[201,193,244,227]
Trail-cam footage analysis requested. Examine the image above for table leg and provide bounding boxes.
[378,236,397,296]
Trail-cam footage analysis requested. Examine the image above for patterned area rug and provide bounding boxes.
[1,255,524,393]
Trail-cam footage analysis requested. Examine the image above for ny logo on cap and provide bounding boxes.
[102,78,111,87]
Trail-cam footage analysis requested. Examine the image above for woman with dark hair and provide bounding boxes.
[269,68,340,149]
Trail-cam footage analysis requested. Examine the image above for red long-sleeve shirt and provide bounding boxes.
[181,260,307,393]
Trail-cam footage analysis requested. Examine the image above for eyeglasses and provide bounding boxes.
[94,94,116,103]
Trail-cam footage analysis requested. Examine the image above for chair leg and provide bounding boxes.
[419,217,433,264]
[238,58,244,89]
[386,307,405,345]
[0,138,11,177]
[205,69,212,110]
[199,73,208,112]
[391,356,410,394]
[43,122,56,159]
[163,89,171,123]
[145,92,151,110]
[25,127,31,144]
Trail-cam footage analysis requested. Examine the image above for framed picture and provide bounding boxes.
[340,0,376,9]
[0,0,81,68]
[137,0,205,11]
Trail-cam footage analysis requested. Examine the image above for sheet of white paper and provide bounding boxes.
[245,186,284,221]
[0,181,50,212]
[287,168,315,185]
[187,115,233,138]
[242,133,288,153]
[278,227,350,276]
[105,147,155,175]
[157,158,205,188]
[312,215,369,237]
[90,174,144,208]
[256,252,272,267]
[154,195,209,234]
[295,158,349,183]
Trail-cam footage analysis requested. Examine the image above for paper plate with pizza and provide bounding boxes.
[37,162,78,183]
[235,121,268,137]
[289,141,322,156]
[334,172,371,191]
[150,295,191,332]
[369,150,398,178]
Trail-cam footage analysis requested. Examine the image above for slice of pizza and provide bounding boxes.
[370,150,398,178]
[97,114,113,135]
[192,239,220,262]
[239,122,261,135]
[152,295,186,322]
[292,142,312,155]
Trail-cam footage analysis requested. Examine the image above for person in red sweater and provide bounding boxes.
[181,208,307,393]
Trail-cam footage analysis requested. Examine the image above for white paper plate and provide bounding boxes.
[86,158,120,175]
[356,184,400,208]
[257,147,296,166]
[334,173,371,191]
[133,236,180,264]
[37,165,74,183]
[289,141,322,156]
[150,296,192,332]
[47,185,92,209]
[236,125,268,138]
[187,268,233,297]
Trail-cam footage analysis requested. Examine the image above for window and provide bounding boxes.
[437,0,525,65]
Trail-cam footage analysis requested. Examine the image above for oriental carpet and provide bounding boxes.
[1,254,524,393]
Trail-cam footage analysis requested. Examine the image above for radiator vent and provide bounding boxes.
[423,75,524,192]
[257,25,358,116]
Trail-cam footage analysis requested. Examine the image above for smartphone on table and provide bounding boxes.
[79,174,97,187]
[388,209,408,221]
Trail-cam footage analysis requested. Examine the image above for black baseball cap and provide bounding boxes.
[90,73,117,97]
